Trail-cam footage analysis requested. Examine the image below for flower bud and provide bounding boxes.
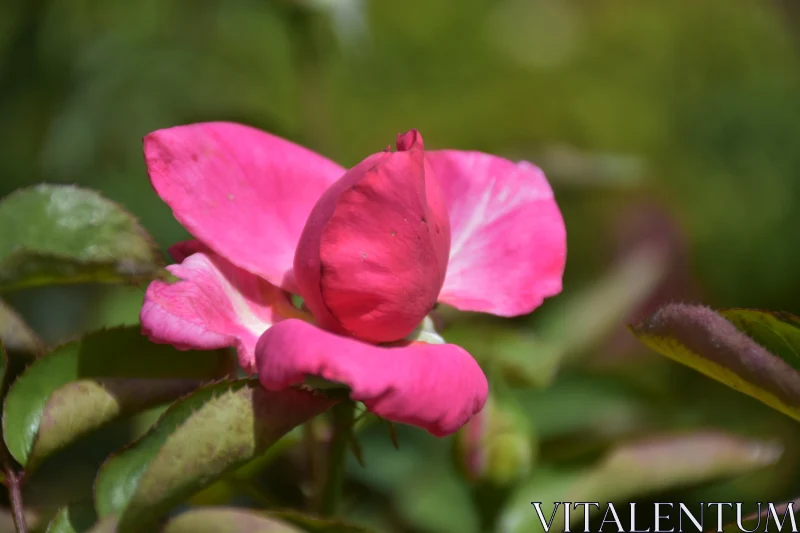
[453,395,536,485]
[293,130,450,343]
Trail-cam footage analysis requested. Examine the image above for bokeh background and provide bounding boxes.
[1,0,800,531]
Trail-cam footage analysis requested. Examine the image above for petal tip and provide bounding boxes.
[396,129,423,152]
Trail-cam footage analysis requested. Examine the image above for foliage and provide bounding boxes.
[0,185,163,292]
[630,304,800,423]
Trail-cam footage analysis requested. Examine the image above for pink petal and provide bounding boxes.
[426,151,567,316]
[144,122,346,291]
[167,240,206,262]
[141,248,297,373]
[293,130,450,343]
[256,319,487,436]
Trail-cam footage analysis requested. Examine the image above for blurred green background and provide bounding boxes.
[1,0,800,531]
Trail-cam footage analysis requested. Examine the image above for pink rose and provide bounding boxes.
[140,123,566,436]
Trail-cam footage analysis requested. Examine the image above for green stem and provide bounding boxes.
[304,421,322,510]
[320,400,354,516]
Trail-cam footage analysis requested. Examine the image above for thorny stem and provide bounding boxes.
[4,462,26,533]
[320,400,355,517]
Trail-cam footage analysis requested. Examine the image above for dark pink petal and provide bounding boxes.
[256,319,487,436]
[141,248,298,373]
[293,130,450,343]
[167,239,206,262]
[426,151,567,316]
[144,122,346,291]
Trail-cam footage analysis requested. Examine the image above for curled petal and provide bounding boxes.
[427,151,567,317]
[141,248,295,373]
[167,239,206,262]
[144,122,346,291]
[256,319,487,436]
[293,130,450,343]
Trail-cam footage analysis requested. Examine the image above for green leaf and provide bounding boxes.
[0,340,14,455]
[0,341,7,398]
[718,308,800,372]
[46,502,97,533]
[0,184,163,292]
[163,507,375,533]
[629,303,800,422]
[0,339,14,464]
[268,509,377,533]
[163,508,302,533]
[85,517,118,533]
[499,432,782,533]
[2,325,234,470]
[0,298,44,356]
[94,380,335,533]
